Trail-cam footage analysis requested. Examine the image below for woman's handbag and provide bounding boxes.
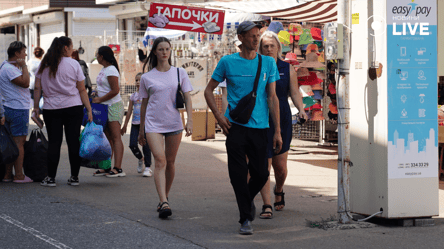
[228,54,262,124]
[176,68,185,109]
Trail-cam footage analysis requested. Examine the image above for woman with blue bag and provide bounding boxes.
[91,46,125,178]
[33,36,93,187]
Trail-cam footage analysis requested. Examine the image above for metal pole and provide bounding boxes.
[337,0,351,224]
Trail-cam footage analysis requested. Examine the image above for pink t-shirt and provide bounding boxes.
[36,57,85,109]
[139,67,193,133]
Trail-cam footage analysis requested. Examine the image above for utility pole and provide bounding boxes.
[337,0,351,224]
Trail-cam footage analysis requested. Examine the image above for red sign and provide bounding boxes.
[148,3,225,35]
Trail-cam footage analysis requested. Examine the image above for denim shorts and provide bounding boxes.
[162,129,183,137]
[4,106,29,137]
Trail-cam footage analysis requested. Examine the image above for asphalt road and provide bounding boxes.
[3,124,444,249]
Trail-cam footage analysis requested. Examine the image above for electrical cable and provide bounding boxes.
[355,211,383,222]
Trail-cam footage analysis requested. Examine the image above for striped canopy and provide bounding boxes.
[258,0,337,23]
[199,0,337,24]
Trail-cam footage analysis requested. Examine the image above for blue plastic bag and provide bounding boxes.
[79,122,112,161]
[82,98,108,129]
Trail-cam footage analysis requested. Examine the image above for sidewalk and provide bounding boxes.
[3,126,444,248]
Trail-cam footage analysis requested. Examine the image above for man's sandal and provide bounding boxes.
[93,168,110,176]
[159,202,172,219]
[259,205,273,219]
[274,186,285,211]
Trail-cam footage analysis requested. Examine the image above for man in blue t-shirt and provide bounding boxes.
[204,21,282,235]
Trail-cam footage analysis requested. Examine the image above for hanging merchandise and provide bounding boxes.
[288,23,303,36]
[312,83,323,90]
[268,21,284,34]
[299,53,325,68]
[311,103,323,110]
[300,85,314,96]
[297,67,310,77]
[317,71,326,79]
[278,30,291,45]
[306,44,319,54]
[298,72,322,85]
[318,51,325,63]
[329,102,338,114]
[298,29,313,45]
[284,53,299,65]
[311,110,325,121]
[328,82,337,94]
[312,90,323,100]
[310,28,322,41]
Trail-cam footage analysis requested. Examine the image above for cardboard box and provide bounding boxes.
[191,111,215,141]
[439,126,444,143]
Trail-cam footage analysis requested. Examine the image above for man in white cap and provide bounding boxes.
[204,21,282,235]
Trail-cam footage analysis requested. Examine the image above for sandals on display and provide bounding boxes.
[274,186,285,211]
[158,202,172,219]
[259,204,273,219]
[93,168,111,176]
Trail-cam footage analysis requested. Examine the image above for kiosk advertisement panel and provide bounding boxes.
[387,0,438,179]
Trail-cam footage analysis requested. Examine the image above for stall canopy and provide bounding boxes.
[200,0,337,23]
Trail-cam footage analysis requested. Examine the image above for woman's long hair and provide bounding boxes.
[143,37,172,73]
[97,46,120,73]
[37,36,72,78]
[258,31,283,60]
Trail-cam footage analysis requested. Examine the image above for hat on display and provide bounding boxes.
[306,44,319,54]
[285,53,299,65]
[312,90,323,100]
[316,71,326,79]
[311,28,322,41]
[303,96,317,108]
[297,67,310,77]
[329,102,338,114]
[237,21,262,34]
[299,52,325,68]
[278,30,291,45]
[312,83,323,90]
[328,83,336,94]
[311,110,325,121]
[268,21,284,34]
[288,23,303,36]
[298,71,322,85]
[298,29,313,45]
[311,103,323,110]
[313,41,323,49]
[300,85,314,96]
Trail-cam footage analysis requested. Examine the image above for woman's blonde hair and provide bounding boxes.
[258,31,283,60]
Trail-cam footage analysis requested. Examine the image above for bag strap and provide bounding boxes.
[252,54,262,97]
[177,68,181,91]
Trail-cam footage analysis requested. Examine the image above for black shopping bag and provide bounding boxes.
[23,129,48,182]
[0,125,19,165]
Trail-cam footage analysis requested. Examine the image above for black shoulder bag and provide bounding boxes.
[228,54,262,124]
[176,68,185,109]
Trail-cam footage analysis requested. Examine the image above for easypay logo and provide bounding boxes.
[391,0,432,17]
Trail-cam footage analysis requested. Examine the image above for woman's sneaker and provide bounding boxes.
[67,176,79,186]
[137,159,144,173]
[143,167,153,177]
[41,176,56,187]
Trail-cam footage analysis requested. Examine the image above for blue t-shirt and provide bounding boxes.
[212,53,279,128]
